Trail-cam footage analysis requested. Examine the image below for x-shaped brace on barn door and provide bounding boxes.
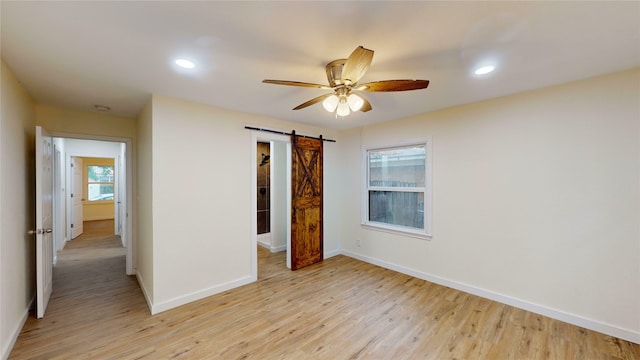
[294,147,320,198]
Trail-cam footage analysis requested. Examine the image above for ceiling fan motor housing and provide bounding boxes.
[326,59,347,87]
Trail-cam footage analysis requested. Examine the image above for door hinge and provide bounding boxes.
[71,193,74,198]
[71,224,74,228]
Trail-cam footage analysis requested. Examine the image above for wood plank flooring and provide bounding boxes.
[10,221,640,359]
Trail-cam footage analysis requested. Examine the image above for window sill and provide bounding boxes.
[84,200,115,205]
[361,222,432,240]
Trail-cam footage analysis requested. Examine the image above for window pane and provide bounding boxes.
[369,191,424,229]
[369,146,425,187]
[88,166,114,183]
[88,184,114,201]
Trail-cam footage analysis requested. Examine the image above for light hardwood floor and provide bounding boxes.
[10,220,640,359]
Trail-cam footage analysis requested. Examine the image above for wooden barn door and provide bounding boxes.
[291,135,323,270]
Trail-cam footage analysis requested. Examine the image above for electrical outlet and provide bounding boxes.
[356,239,361,247]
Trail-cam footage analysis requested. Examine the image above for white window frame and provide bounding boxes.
[362,138,433,239]
[87,164,115,202]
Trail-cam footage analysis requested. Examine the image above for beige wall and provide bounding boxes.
[1,60,36,359]
[270,141,288,250]
[36,104,136,139]
[145,95,341,312]
[338,68,640,342]
[136,100,154,306]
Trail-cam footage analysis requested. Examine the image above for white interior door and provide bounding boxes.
[35,126,54,318]
[71,156,83,239]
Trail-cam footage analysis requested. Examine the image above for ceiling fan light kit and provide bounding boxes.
[337,97,351,117]
[263,46,429,117]
[323,94,339,112]
[347,93,364,111]
[322,93,363,116]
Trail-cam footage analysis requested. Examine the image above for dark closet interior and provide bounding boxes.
[257,142,270,234]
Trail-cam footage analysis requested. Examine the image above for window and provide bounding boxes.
[88,165,114,201]
[364,140,432,237]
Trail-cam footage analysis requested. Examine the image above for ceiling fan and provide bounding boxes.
[263,46,430,117]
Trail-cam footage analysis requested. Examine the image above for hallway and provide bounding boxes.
[52,220,132,300]
[10,220,146,359]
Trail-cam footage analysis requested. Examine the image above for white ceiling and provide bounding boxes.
[2,1,639,130]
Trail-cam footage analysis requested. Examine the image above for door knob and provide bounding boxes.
[27,229,51,235]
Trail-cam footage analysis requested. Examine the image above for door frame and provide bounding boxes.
[51,131,135,275]
[68,156,84,240]
[250,131,291,279]
[53,145,63,265]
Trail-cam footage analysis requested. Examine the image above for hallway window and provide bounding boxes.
[88,165,114,201]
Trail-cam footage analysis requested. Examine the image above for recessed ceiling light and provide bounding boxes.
[175,59,195,69]
[94,105,111,112]
[474,65,495,75]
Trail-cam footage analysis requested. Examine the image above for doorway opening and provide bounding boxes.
[51,134,133,275]
[251,133,291,279]
[36,126,133,318]
[256,141,289,253]
[69,156,116,239]
[256,141,271,245]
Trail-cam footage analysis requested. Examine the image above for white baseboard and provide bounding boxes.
[150,275,256,315]
[135,272,154,315]
[340,250,640,344]
[258,245,336,256]
[324,248,341,259]
[83,216,115,221]
[2,296,34,360]
[270,244,286,253]
[257,236,285,253]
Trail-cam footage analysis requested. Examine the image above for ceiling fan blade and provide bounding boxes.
[359,96,372,112]
[357,80,429,92]
[263,79,332,90]
[341,46,374,85]
[293,93,333,110]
